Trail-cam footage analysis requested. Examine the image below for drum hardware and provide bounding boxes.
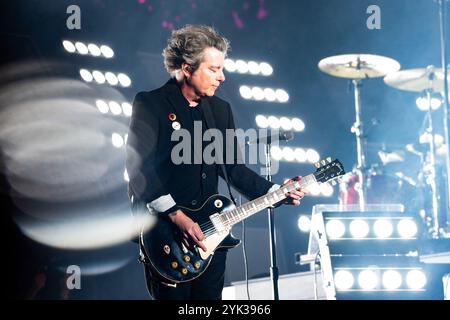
[384,66,450,238]
[319,54,401,210]
[377,149,405,165]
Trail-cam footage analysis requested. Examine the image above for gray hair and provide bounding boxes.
[162,25,230,76]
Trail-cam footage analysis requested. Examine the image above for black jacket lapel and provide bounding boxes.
[163,79,194,134]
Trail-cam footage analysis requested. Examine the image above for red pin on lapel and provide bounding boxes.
[168,113,177,121]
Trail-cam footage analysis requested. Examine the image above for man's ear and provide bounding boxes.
[181,63,192,78]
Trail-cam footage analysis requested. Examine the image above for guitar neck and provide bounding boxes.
[220,174,317,227]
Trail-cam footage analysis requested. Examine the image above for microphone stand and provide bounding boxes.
[248,129,293,300]
[264,142,279,300]
[437,0,450,233]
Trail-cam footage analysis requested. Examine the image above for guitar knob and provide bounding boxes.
[171,261,178,269]
[181,268,188,275]
[183,255,191,263]
[194,261,201,269]
[163,245,171,254]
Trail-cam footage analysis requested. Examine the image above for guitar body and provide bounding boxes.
[140,194,241,283]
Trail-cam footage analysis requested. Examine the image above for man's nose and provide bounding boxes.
[218,70,225,82]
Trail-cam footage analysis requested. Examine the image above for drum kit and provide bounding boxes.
[318,53,450,239]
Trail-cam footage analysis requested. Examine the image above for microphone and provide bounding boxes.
[247,129,294,145]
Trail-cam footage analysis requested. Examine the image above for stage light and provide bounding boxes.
[109,101,122,115]
[239,85,252,99]
[263,88,276,101]
[79,69,93,82]
[247,61,260,74]
[123,169,129,182]
[75,41,89,55]
[260,62,273,76]
[374,219,394,238]
[62,40,76,53]
[95,99,109,114]
[320,182,334,197]
[282,147,295,162]
[87,43,101,56]
[224,59,237,72]
[117,73,131,87]
[397,219,418,238]
[275,89,289,103]
[308,183,321,196]
[334,270,354,290]
[291,118,305,131]
[252,87,265,100]
[293,148,306,163]
[111,133,124,148]
[279,117,293,131]
[406,269,427,289]
[358,269,378,290]
[92,70,106,84]
[63,40,114,58]
[331,266,429,293]
[122,102,132,117]
[267,116,280,129]
[224,59,272,76]
[105,72,119,86]
[307,206,437,299]
[382,270,402,289]
[326,219,346,239]
[255,115,305,132]
[235,60,249,73]
[239,86,289,102]
[255,115,269,128]
[306,149,320,163]
[100,45,114,58]
[350,219,370,238]
[297,215,311,232]
[270,146,283,160]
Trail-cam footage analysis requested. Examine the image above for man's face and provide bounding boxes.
[188,47,225,97]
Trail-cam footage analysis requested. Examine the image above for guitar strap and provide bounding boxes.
[201,98,237,206]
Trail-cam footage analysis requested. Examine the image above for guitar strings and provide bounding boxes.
[198,180,307,237]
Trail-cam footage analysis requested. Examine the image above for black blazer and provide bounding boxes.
[126,78,274,213]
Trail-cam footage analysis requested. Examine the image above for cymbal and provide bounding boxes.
[318,54,401,79]
[384,66,450,92]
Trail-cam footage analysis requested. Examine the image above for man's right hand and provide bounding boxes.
[168,210,207,252]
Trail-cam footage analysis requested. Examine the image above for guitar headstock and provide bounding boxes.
[313,157,345,185]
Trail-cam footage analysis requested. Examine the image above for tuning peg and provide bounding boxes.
[315,162,321,168]
[327,157,332,163]
[321,160,326,165]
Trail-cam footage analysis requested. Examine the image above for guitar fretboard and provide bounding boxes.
[219,174,316,227]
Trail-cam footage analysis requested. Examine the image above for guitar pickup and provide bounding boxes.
[209,213,228,234]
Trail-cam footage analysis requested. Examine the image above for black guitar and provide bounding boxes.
[140,158,345,283]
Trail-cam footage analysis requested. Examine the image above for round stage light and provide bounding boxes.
[326,219,345,239]
[349,219,369,238]
[334,270,354,290]
[406,269,427,289]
